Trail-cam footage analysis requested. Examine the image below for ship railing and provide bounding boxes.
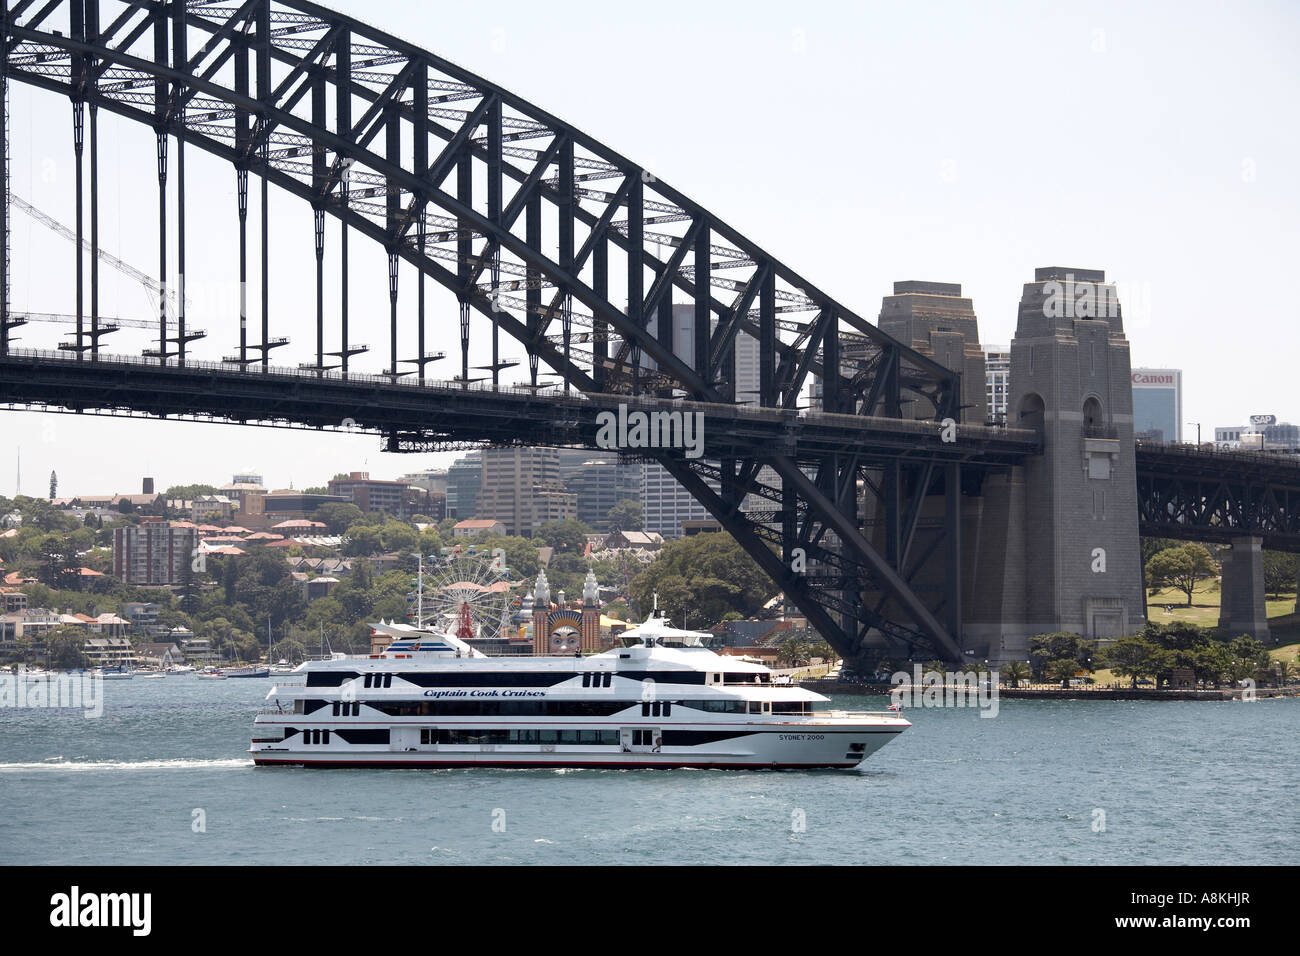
[258,705,299,716]
[801,710,907,720]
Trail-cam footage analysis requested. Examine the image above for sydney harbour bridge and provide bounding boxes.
[1,0,1297,665]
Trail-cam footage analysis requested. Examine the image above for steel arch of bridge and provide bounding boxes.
[0,0,974,660]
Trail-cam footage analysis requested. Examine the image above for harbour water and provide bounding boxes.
[1,677,1296,865]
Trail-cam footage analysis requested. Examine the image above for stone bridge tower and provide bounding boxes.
[968,267,1145,659]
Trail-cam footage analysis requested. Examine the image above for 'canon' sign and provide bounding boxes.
[1132,372,1175,385]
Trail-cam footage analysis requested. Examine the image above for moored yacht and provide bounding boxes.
[249,612,908,770]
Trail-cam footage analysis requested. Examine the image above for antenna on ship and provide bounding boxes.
[415,551,424,628]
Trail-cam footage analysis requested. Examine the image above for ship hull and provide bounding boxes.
[250,722,905,770]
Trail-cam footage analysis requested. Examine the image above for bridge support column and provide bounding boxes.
[1218,536,1271,642]
[972,268,1145,661]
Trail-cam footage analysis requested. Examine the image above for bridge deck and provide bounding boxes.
[0,350,1040,466]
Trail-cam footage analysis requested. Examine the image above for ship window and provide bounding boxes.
[331,703,340,716]
[772,702,808,714]
[694,700,745,713]
[383,674,393,688]
[651,701,661,717]
[641,702,651,717]
[664,701,672,717]
[322,730,330,744]
[363,674,372,688]
[582,673,591,687]
[603,673,612,687]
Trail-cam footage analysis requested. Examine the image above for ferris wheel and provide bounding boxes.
[420,550,516,641]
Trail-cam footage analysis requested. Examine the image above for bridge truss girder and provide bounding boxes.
[1136,446,1300,553]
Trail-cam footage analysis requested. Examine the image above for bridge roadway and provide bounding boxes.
[0,349,1040,467]
[4,351,1297,551]
[1136,440,1300,552]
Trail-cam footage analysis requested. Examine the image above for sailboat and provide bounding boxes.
[224,618,271,678]
[223,663,270,677]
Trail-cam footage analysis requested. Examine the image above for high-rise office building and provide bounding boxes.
[1131,368,1182,442]
[629,304,759,537]
[641,462,717,539]
[445,453,482,519]
[477,447,576,536]
[985,346,1010,425]
[565,458,643,531]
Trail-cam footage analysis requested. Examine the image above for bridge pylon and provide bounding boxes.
[1218,537,1271,642]
[967,267,1145,662]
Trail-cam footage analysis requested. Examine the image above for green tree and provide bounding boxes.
[1000,660,1029,688]
[43,625,90,670]
[1145,543,1217,606]
[1190,642,1234,687]
[313,502,365,535]
[606,499,643,533]
[470,535,540,580]
[378,521,419,554]
[1028,632,1096,680]
[1046,657,1080,687]
[1261,551,1298,599]
[416,526,443,559]
[343,523,384,557]
[629,533,772,627]
[1140,536,1182,570]
[776,636,811,667]
[303,596,347,633]
[1102,635,1161,688]
[163,484,220,500]
[534,518,592,555]
[1227,635,1270,684]
[1141,620,1211,652]
[37,534,79,591]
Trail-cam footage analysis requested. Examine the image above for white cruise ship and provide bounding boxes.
[249,613,909,770]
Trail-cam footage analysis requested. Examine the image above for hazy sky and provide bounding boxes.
[3,0,1298,497]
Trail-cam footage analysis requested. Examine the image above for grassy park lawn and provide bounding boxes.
[1077,582,1300,684]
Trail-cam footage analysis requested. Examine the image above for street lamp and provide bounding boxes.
[411,552,425,627]
[1186,422,1201,446]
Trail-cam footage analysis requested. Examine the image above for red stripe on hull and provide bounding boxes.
[253,758,860,770]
